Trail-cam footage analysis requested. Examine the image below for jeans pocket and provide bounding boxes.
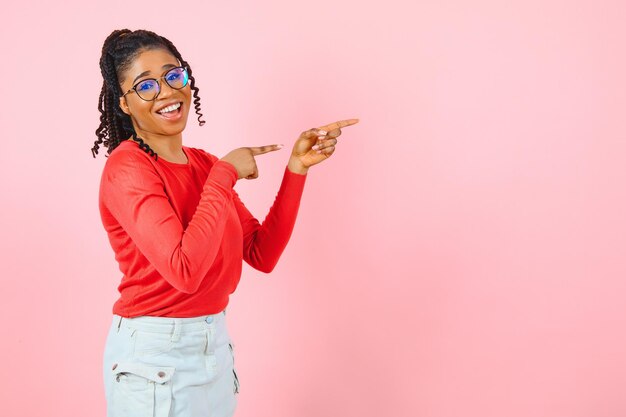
[132,329,175,357]
[228,342,240,394]
[110,362,175,417]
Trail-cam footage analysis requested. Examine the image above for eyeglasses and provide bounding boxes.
[122,66,189,101]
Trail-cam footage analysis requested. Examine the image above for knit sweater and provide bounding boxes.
[98,139,307,317]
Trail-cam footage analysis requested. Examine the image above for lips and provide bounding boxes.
[155,101,183,121]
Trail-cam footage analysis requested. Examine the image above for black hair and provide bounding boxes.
[91,29,205,161]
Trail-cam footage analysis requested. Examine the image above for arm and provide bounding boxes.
[232,165,307,273]
[100,151,239,293]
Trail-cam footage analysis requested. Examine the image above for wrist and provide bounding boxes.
[287,157,309,175]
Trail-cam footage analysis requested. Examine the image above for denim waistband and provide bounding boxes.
[114,309,226,335]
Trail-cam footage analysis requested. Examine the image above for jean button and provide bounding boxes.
[205,316,213,324]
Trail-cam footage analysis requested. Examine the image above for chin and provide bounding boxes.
[162,124,188,136]
[156,115,190,136]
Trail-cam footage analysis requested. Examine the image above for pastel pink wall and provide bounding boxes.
[1,1,624,416]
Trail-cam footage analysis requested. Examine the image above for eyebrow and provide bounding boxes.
[133,64,178,85]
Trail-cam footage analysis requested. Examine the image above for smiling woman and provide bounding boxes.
[92,27,357,417]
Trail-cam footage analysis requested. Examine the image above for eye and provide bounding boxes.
[137,80,156,91]
[166,71,181,82]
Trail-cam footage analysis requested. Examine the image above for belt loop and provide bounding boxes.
[116,316,123,333]
[171,319,181,342]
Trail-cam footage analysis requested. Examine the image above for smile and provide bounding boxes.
[157,102,182,114]
[155,102,183,121]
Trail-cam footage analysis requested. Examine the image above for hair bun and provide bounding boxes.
[102,29,132,54]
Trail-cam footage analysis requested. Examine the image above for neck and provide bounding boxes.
[131,128,183,155]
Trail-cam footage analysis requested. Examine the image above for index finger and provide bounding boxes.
[317,118,359,132]
[250,144,283,155]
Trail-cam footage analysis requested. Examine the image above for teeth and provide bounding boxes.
[157,102,181,114]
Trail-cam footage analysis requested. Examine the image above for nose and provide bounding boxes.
[154,79,177,101]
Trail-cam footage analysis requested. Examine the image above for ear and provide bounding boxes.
[119,96,131,116]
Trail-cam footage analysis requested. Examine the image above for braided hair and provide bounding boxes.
[91,29,205,161]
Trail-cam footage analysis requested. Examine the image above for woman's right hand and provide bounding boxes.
[219,145,284,180]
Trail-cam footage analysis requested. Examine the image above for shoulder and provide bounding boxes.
[107,140,157,165]
[101,140,160,183]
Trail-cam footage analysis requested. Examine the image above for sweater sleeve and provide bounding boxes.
[231,165,307,273]
[100,151,239,294]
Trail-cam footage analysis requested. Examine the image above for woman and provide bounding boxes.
[91,28,358,417]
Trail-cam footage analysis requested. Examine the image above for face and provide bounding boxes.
[118,48,192,139]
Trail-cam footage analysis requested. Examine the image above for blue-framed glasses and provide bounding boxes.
[122,66,189,101]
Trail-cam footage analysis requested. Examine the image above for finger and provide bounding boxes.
[316,145,335,155]
[316,129,340,140]
[326,128,342,139]
[250,144,283,155]
[302,128,325,139]
[315,146,335,158]
[317,118,359,133]
[312,138,337,151]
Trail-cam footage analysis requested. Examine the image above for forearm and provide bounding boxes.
[235,164,308,272]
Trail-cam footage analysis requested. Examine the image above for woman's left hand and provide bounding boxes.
[289,119,359,172]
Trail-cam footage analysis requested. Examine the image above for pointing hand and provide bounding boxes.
[291,118,359,169]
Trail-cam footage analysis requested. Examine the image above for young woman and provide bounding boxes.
[91,28,358,417]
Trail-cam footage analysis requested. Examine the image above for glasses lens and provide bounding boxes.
[135,79,159,100]
[165,67,188,90]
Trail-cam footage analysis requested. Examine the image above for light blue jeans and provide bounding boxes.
[102,309,239,417]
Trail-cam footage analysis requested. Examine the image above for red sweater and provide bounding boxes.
[98,140,307,317]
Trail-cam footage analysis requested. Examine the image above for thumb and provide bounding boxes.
[302,128,327,141]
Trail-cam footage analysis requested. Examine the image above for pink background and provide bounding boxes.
[1,0,625,416]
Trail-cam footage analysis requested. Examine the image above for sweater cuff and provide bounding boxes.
[209,160,238,190]
[283,165,308,187]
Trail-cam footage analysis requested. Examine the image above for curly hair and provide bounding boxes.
[91,29,205,161]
